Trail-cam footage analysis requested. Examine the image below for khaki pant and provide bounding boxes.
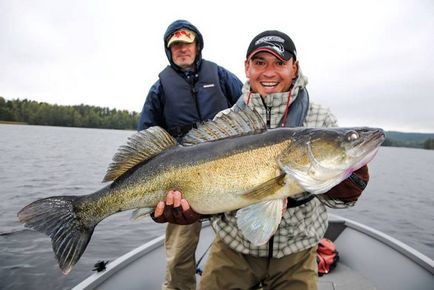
[199,236,318,290]
[162,222,202,290]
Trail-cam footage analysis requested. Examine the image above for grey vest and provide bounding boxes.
[159,60,230,137]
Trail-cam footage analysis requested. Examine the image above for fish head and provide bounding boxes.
[278,127,385,194]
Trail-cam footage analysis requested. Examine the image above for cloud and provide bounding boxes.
[0,0,433,132]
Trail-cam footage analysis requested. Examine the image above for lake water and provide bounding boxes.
[0,124,433,290]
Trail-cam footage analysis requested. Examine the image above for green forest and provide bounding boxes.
[1,97,433,149]
[383,132,434,150]
[0,96,139,130]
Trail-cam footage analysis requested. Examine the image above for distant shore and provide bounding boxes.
[0,121,27,125]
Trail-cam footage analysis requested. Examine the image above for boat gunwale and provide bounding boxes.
[73,215,434,289]
[72,235,165,290]
[328,213,434,274]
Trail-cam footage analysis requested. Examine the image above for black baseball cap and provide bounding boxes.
[246,30,297,61]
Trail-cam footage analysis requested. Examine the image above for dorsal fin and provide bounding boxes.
[181,108,267,146]
[103,127,177,182]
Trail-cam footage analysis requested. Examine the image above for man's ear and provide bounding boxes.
[244,59,250,78]
[292,60,299,74]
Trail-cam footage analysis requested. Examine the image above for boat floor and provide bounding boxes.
[93,224,377,290]
[74,216,433,290]
[318,263,375,290]
[194,226,377,290]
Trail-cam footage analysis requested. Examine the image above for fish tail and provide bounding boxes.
[17,196,94,274]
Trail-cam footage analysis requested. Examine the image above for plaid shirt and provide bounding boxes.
[211,74,340,258]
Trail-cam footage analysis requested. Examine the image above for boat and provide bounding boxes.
[73,214,434,290]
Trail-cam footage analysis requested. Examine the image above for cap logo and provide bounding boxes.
[255,35,285,56]
[167,29,196,47]
[255,35,285,45]
[173,29,194,40]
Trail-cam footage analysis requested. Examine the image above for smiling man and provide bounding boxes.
[246,51,297,95]
[152,29,370,290]
[196,30,370,290]
[245,31,298,97]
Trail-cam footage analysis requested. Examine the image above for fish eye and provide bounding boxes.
[346,131,359,142]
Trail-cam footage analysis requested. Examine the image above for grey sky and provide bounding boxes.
[0,0,433,132]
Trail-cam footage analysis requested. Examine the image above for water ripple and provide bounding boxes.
[1,125,433,290]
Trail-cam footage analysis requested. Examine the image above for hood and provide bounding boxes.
[163,19,204,71]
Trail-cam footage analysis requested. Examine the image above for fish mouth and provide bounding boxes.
[359,128,385,148]
[348,128,385,171]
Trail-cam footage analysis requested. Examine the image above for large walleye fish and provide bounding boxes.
[18,109,384,274]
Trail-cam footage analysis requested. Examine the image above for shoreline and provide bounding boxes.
[0,121,27,125]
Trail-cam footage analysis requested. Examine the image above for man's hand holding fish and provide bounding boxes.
[151,189,202,225]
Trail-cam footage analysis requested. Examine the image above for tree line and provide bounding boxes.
[0,97,140,130]
[382,136,434,150]
[1,96,433,149]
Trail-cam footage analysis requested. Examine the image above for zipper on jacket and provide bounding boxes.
[191,87,202,120]
[186,72,202,121]
[259,97,272,128]
[266,106,272,128]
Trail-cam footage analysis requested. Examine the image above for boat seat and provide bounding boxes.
[319,263,377,290]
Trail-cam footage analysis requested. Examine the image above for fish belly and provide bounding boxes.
[154,142,293,214]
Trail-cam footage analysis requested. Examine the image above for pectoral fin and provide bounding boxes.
[240,173,286,200]
[236,199,284,246]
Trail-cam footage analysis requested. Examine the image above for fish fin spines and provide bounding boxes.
[103,127,177,182]
[17,196,94,274]
[181,108,267,146]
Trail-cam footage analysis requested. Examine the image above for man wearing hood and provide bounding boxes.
[138,20,242,290]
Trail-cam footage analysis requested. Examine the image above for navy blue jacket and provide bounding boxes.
[138,20,242,137]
